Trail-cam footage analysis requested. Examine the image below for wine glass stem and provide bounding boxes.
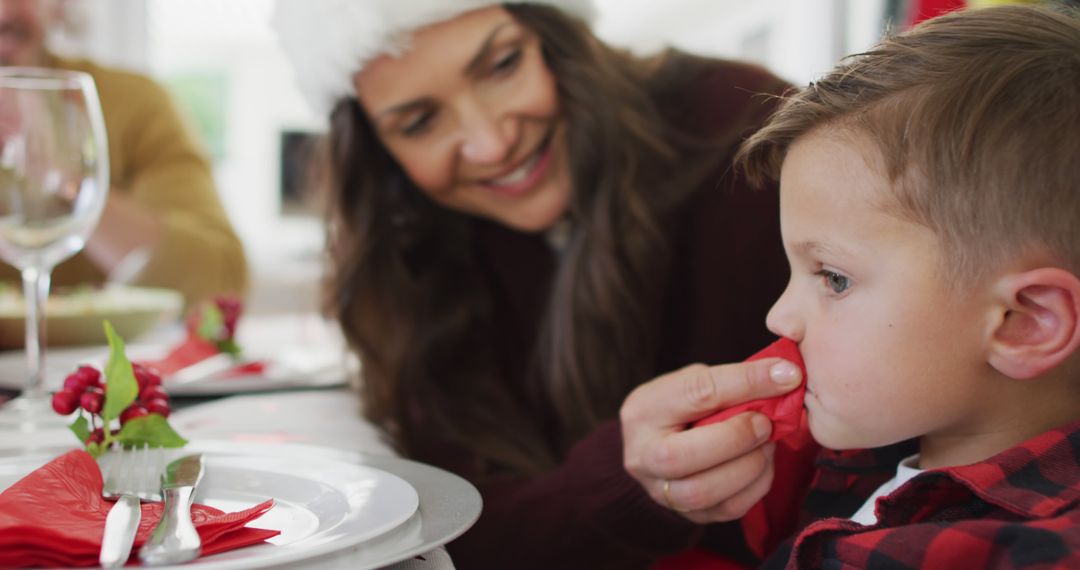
[20,265,52,400]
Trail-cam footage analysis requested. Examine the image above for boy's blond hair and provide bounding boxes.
[738,5,1080,283]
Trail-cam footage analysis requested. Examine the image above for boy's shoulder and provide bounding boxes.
[781,420,1080,568]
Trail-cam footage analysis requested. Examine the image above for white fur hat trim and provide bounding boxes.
[272,0,596,116]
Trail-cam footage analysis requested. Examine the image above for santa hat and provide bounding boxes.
[271,0,597,116]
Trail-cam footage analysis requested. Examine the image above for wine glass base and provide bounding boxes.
[0,394,70,433]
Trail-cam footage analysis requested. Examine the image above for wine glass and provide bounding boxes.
[0,68,109,431]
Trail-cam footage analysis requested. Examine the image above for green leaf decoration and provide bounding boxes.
[101,321,138,423]
[68,415,90,444]
[216,338,241,356]
[64,321,188,454]
[86,441,104,458]
[115,414,188,449]
[197,304,224,341]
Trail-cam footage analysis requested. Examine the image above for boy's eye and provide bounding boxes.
[816,270,851,294]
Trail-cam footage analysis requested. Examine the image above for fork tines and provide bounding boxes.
[99,444,169,501]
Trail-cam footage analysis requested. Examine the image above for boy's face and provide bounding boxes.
[766,127,991,451]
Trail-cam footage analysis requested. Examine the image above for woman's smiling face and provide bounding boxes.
[353,6,571,233]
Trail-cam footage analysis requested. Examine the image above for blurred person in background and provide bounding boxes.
[0,0,247,306]
[275,1,806,568]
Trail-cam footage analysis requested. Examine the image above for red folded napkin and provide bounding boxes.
[145,295,248,378]
[667,337,818,566]
[141,336,267,380]
[146,335,222,376]
[0,449,280,568]
[691,337,807,440]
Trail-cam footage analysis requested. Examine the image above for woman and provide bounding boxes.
[274,2,799,567]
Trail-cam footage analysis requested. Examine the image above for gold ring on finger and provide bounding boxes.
[662,479,684,512]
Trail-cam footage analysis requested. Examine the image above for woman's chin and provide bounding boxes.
[503,211,565,233]
[492,187,571,233]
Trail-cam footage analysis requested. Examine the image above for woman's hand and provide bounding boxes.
[620,359,802,524]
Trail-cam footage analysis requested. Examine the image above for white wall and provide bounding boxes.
[144,0,325,312]
[145,0,322,253]
[49,0,147,71]
[594,0,887,85]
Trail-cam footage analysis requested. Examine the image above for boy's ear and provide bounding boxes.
[987,267,1080,380]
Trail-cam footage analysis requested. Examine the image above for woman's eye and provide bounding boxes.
[816,270,852,295]
[401,110,435,137]
[491,49,522,76]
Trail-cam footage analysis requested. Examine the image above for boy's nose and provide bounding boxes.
[765,283,803,341]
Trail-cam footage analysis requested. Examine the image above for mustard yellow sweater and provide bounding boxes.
[0,55,249,306]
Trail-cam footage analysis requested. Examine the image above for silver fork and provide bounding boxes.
[98,445,169,569]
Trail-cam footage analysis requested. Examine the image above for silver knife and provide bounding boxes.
[138,453,206,566]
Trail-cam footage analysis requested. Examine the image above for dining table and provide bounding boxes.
[0,311,482,570]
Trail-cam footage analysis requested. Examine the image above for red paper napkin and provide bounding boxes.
[0,449,280,568]
[145,335,222,376]
[691,337,807,440]
[659,337,817,567]
[140,336,267,381]
[145,295,248,378]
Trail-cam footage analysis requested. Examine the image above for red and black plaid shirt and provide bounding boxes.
[760,419,1080,569]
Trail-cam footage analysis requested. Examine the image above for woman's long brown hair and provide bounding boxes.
[323,4,738,475]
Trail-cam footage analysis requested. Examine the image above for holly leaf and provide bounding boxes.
[216,338,241,357]
[68,415,90,444]
[197,304,224,341]
[101,321,138,423]
[86,441,104,458]
[115,414,188,449]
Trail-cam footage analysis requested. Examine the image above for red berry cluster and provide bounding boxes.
[51,362,173,443]
[50,365,103,416]
[184,295,243,341]
[125,362,172,420]
[216,297,242,338]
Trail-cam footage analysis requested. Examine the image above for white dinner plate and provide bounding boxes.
[0,344,351,396]
[196,441,484,570]
[0,444,420,569]
[0,313,355,396]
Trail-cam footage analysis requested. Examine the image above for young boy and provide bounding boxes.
[737,5,1080,568]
